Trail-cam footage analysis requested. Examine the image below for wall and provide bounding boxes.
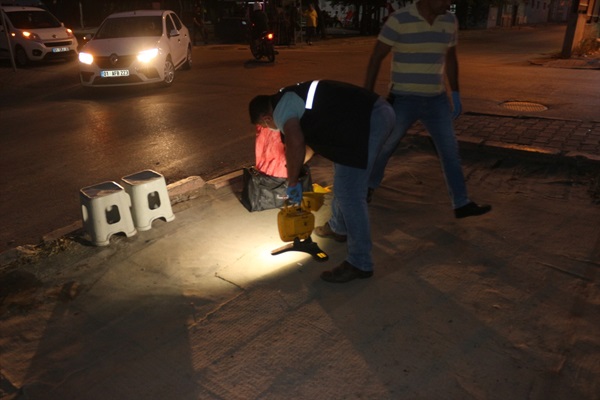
[526,0,551,23]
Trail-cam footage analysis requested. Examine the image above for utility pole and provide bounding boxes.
[1,8,17,71]
[561,0,581,58]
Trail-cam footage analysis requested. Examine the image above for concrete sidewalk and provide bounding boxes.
[425,113,600,164]
[1,30,600,399]
[1,142,599,399]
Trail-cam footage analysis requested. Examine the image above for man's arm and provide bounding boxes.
[282,117,306,186]
[445,45,460,92]
[446,45,462,118]
[364,41,391,92]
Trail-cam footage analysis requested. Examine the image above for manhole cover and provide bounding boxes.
[500,101,548,112]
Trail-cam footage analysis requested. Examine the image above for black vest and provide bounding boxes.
[273,80,378,169]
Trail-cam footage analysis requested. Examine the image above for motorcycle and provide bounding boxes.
[242,20,276,63]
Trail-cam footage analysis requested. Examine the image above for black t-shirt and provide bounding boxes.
[250,10,268,35]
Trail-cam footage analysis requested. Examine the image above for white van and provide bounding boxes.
[0,6,78,66]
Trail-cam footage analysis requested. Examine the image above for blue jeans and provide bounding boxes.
[328,98,395,272]
[369,93,470,209]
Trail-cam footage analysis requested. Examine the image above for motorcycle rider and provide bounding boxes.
[250,2,269,49]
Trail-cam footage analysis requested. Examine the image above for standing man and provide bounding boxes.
[249,80,396,283]
[364,0,491,219]
[193,4,208,45]
[303,4,318,45]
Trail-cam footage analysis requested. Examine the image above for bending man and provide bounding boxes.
[249,80,395,283]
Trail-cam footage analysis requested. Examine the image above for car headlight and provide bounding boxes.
[137,48,159,63]
[79,52,94,65]
[19,31,41,41]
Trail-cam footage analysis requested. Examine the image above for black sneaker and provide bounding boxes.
[321,261,373,283]
[454,202,492,219]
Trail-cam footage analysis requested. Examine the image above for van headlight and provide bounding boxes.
[137,48,159,63]
[79,52,94,65]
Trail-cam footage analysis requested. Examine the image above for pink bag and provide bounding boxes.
[255,125,287,178]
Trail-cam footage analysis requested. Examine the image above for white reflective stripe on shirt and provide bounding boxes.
[305,80,320,109]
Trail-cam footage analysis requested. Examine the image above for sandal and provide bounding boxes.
[320,261,373,283]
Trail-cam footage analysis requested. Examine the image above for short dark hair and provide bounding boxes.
[248,95,272,125]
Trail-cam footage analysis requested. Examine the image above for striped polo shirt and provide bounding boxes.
[378,1,457,96]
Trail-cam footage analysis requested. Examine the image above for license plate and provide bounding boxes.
[100,70,130,78]
[52,47,69,53]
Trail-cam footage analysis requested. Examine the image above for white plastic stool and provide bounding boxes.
[80,181,137,246]
[121,169,175,231]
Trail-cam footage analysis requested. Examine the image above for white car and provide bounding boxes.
[78,10,192,87]
[0,6,78,67]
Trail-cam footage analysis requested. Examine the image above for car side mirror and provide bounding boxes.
[83,33,94,41]
[169,29,180,37]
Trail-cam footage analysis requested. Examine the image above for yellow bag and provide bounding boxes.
[301,191,325,212]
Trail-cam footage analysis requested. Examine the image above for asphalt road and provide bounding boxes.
[0,23,598,254]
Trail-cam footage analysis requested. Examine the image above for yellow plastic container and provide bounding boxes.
[277,204,315,242]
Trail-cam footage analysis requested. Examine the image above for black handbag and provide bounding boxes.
[240,165,313,212]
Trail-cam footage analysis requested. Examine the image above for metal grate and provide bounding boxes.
[500,101,548,112]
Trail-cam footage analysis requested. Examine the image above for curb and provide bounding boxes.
[1,129,598,269]
[0,171,244,269]
[410,130,600,166]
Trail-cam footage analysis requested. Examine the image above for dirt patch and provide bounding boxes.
[0,269,43,316]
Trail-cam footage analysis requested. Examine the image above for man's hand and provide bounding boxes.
[286,182,303,204]
[451,91,462,119]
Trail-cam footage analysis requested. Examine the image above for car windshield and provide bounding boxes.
[6,10,62,29]
[95,16,163,39]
